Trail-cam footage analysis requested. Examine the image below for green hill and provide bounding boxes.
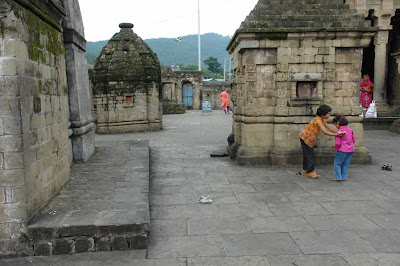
[85,33,231,68]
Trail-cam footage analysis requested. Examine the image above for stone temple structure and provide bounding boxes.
[92,23,162,133]
[227,0,378,165]
[0,0,94,257]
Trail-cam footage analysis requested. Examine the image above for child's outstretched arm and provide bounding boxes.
[317,122,339,136]
[325,124,338,133]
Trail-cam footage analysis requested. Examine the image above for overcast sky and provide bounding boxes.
[78,0,259,41]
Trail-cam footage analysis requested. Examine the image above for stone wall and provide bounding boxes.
[0,0,70,256]
[227,0,376,165]
[161,69,203,110]
[202,81,232,110]
[93,87,162,133]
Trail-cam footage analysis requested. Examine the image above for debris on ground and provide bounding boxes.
[197,196,212,204]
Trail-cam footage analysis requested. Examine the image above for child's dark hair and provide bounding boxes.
[333,115,348,126]
[316,105,332,116]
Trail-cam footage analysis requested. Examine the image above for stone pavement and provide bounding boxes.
[2,110,400,265]
[27,140,150,255]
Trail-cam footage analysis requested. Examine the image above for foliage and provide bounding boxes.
[180,64,199,71]
[203,57,222,74]
[86,52,98,65]
[85,33,231,68]
[202,68,223,80]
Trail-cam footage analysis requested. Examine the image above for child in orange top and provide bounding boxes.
[299,105,342,179]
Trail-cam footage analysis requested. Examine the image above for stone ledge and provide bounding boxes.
[26,141,150,256]
[362,117,399,130]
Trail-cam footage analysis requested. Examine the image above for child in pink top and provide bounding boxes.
[332,115,355,181]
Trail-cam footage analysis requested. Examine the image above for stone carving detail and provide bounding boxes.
[374,31,389,45]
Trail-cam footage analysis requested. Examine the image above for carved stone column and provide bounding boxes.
[63,0,95,162]
[374,30,389,101]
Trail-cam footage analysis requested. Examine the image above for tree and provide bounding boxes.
[85,52,98,65]
[203,57,222,74]
[180,64,198,71]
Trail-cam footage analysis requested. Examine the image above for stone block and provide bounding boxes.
[54,239,72,255]
[75,237,92,253]
[4,152,23,169]
[0,188,4,204]
[111,236,128,251]
[0,169,24,186]
[96,237,111,251]
[60,225,96,237]
[0,58,17,75]
[34,242,53,256]
[0,203,27,223]
[127,235,148,249]
[12,186,25,203]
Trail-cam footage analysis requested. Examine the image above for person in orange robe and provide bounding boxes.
[220,90,229,113]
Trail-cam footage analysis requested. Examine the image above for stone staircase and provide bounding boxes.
[26,141,150,256]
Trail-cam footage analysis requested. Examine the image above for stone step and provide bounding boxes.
[257,0,345,4]
[362,117,399,130]
[27,141,151,256]
[251,8,356,16]
[244,20,370,29]
[247,14,365,22]
[255,3,350,10]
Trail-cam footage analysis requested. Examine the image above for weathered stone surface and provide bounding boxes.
[74,237,92,253]
[34,242,53,256]
[127,235,148,249]
[111,236,128,251]
[227,0,377,165]
[53,239,72,255]
[92,24,162,133]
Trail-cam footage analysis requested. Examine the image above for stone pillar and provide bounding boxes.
[0,0,71,256]
[374,30,389,101]
[63,0,95,162]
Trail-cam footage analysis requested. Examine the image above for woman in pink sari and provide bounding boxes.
[360,74,374,109]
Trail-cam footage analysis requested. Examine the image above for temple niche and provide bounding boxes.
[227,0,378,165]
[92,23,162,133]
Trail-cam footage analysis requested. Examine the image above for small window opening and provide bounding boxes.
[296,82,317,98]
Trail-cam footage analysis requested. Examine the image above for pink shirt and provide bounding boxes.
[335,126,355,153]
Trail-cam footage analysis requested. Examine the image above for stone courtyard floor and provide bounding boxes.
[2,110,400,265]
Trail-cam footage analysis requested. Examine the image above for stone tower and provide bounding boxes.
[227,0,378,165]
[92,23,162,133]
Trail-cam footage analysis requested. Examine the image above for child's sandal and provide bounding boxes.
[307,172,320,179]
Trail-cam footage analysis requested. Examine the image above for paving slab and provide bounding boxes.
[2,111,400,265]
[267,254,349,266]
[222,233,301,256]
[290,231,376,254]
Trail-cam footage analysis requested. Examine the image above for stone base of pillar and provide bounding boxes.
[389,118,400,134]
[96,121,162,134]
[230,146,271,165]
[71,127,96,163]
[229,145,371,166]
[271,146,371,165]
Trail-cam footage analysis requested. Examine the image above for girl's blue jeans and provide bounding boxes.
[334,151,354,180]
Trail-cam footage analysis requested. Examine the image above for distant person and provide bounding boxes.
[332,115,355,181]
[298,105,343,179]
[220,90,229,114]
[360,74,374,113]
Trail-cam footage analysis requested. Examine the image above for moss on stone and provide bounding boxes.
[256,32,288,40]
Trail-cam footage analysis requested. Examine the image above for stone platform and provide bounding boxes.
[27,140,150,256]
[362,117,399,130]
